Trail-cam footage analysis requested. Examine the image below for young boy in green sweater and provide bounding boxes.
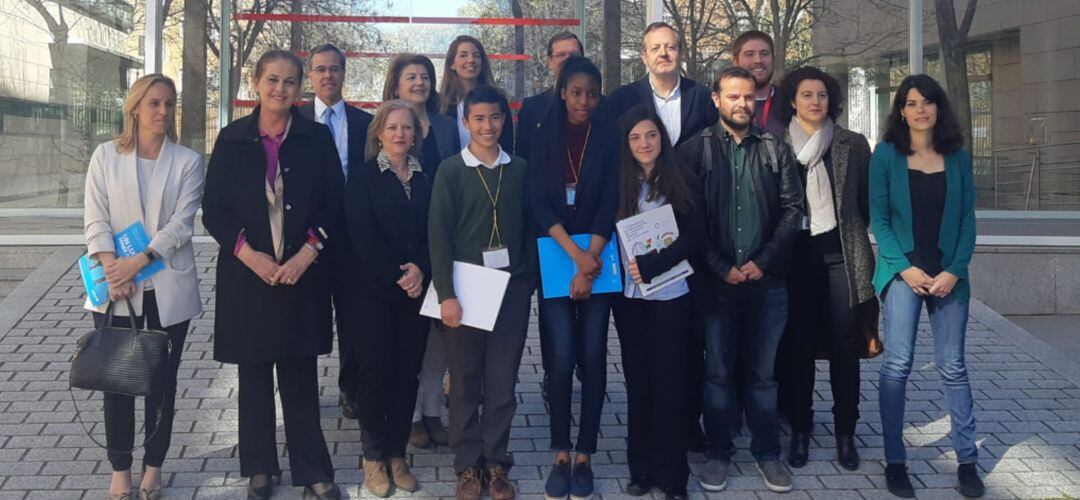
[428,85,535,500]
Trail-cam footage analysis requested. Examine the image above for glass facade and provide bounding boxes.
[0,0,1076,236]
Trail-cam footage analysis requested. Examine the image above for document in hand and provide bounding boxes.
[536,233,622,299]
[420,261,511,332]
[78,221,165,306]
[615,204,694,297]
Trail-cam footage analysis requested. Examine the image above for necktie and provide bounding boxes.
[323,107,337,142]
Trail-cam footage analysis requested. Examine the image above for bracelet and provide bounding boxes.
[303,242,319,256]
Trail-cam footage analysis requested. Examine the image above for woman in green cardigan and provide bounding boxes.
[869,74,982,499]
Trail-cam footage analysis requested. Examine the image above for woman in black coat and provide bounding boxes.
[202,50,344,500]
[345,100,433,497]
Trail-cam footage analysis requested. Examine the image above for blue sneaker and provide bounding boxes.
[545,461,571,500]
[570,462,594,500]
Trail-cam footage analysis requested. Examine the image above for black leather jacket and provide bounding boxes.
[677,125,805,284]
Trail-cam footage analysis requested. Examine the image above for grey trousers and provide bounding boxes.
[413,323,448,421]
[445,278,533,473]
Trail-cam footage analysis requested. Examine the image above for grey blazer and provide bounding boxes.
[784,126,876,307]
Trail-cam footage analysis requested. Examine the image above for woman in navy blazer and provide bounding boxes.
[869,74,982,499]
[527,56,618,500]
[381,52,457,449]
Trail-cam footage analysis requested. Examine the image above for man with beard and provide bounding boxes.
[299,43,373,420]
[733,31,786,135]
[677,66,804,494]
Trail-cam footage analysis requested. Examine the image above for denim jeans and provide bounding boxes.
[879,277,977,465]
[539,294,612,454]
[702,281,788,461]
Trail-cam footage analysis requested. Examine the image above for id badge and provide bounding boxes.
[800,215,810,231]
[565,183,577,206]
[482,245,511,269]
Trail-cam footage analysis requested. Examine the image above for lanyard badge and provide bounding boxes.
[475,164,510,269]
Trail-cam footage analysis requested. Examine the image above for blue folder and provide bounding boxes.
[537,233,622,299]
[79,221,165,306]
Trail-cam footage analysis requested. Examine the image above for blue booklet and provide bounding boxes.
[78,221,165,306]
[537,233,622,299]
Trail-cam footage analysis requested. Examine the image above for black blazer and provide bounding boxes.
[298,100,374,180]
[445,93,516,156]
[606,76,719,146]
[344,157,431,301]
[515,89,555,165]
[528,115,619,238]
[424,113,462,178]
[203,106,345,364]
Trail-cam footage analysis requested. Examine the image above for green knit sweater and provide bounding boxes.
[428,152,535,301]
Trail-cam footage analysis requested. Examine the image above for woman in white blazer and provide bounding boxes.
[83,74,204,500]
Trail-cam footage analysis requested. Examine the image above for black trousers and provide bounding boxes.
[353,296,429,460]
[334,287,360,398]
[777,229,861,435]
[94,291,189,472]
[613,295,691,493]
[686,300,706,435]
[445,279,532,474]
[237,356,334,486]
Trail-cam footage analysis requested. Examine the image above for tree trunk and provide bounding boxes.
[182,0,208,154]
[935,0,975,151]
[510,0,525,101]
[289,0,303,52]
[602,0,621,94]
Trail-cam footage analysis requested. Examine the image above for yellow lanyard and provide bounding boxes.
[474,163,504,248]
[565,123,592,184]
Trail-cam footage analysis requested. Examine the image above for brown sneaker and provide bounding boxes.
[361,458,391,498]
[487,464,516,500]
[389,457,418,492]
[409,420,431,448]
[456,467,482,500]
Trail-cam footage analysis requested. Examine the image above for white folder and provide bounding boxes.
[420,261,511,332]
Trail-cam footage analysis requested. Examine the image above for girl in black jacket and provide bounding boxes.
[612,105,706,500]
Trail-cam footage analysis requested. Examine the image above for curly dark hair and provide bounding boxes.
[778,66,844,125]
[882,74,964,156]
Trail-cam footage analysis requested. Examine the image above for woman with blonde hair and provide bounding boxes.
[83,73,204,500]
[344,100,433,496]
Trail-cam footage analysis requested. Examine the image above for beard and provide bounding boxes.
[721,109,753,131]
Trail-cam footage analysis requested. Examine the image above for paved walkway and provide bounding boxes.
[1,245,1080,499]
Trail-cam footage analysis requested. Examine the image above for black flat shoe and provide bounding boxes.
[625,476,652,496]
[957,463,985,498]
[885,464,915,498]
[787,432,810,468]
[662,488,688,500]
[246,474,277,500]
[836,433,860,471]
[339,392,358,420]
[303,482,342,500]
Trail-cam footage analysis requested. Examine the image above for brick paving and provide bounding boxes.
[1,244,1079,499]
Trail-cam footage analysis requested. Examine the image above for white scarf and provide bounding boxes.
[789,117,838,235]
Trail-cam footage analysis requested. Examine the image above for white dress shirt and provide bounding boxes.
[314,97,349,178]
[650,75,682,145]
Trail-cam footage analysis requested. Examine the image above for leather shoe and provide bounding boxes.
[246,474,276,500]
[302,482,341,500]
[339,392,358,420]
[787,432,810,468]
[836,433,860,471]
[625,476,652,496]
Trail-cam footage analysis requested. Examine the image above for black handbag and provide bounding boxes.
[70,300,171,397]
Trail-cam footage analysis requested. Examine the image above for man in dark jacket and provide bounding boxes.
[733,30,786,135]
[677,66,804,494]
[515,31,583,163]
[606,22,718,146]
[298,43,373,420]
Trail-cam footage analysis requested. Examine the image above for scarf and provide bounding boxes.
[789,117,837,235]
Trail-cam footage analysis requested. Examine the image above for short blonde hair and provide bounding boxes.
[365,100,423,162]
[115,74,178,154]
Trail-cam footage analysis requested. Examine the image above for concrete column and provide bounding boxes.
[645,0,663,24]
[909,0,923,74]
[145,0,163,74]
[219,0,233,129]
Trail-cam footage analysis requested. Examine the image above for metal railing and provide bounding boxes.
[993,141,1080,210]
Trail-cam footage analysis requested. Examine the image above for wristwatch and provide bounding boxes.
[143,249,159,264]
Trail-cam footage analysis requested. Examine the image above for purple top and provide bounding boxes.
[260,128,287,185]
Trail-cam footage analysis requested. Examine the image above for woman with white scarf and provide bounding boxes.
[774,67,876,472]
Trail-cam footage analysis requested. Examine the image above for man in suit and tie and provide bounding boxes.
[515,31,583,164]
[299,43,373,420]
[606,22,719,147]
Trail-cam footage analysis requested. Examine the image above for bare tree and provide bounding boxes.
[603,0,621,94]
[935,0,977,149]
[182,0,208,153]
[207,0,285,105]
[289,0,302,51]
[511,0,526,100]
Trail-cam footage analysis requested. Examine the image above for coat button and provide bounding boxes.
[285,204,292,210]
[284,168,290,173]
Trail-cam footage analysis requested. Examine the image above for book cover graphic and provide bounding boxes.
[78,222,164,306]
[537,233,622,299]
[615,204,694,297]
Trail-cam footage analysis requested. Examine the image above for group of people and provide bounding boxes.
[82,21,982,500]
